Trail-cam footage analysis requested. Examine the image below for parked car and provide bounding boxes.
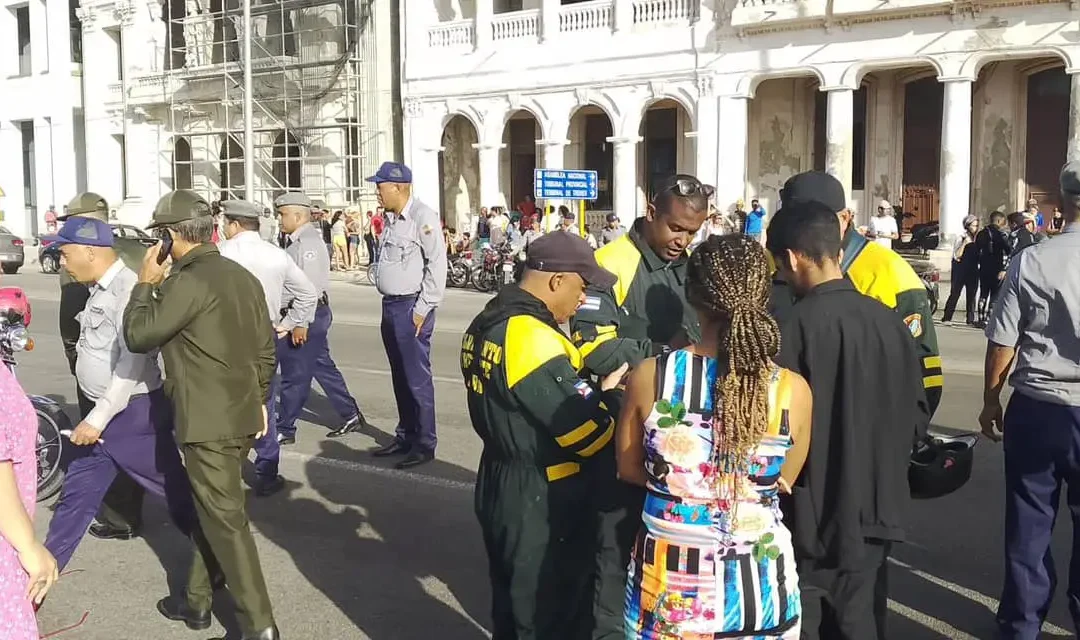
[39,224,155,274]
[0,227,26,274]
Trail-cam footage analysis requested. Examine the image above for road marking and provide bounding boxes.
[887,599,978,639]
[340,365,462,386]
[283,449,474,492]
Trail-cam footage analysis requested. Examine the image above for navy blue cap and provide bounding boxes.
[41,217,114,248]
[366,161,413,184]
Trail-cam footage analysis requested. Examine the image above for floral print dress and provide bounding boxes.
[624,349,801,640]
[0,364,41,640]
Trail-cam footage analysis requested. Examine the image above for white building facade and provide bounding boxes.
[403,0,1080,242]
[0,0,86,238]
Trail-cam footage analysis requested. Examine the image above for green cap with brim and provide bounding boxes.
[148,190,213,229]
[59,192,109,222]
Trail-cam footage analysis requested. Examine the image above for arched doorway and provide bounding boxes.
[639,98,695,205]
[272,131,302,197]
[439,115,480,231]
[173,137,193,190]
[566,105,615,211]
[501,110,540,212]
[1025,66,1070,212]
[219,134,244,201]
[900,76,944,228]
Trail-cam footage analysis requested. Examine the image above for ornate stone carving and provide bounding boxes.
[75,6,96,29]
[696,75,714,98]
[404,99,424,119]
[574,87,594,108]
[648,80,667,101]
[114,2,136,26]
[506,92,523,112]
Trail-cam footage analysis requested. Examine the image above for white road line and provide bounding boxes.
[887,599,978,639]
[339,365,462,386]
[282,449,474,492]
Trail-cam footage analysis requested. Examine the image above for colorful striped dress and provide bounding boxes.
[624,349,801,640]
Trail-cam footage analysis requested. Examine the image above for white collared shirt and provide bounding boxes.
[76,259,164,431]
[219,230,319,328]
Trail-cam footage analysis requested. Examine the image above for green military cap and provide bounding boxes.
[220,200,262,219]
[59,192,109,222]
[274,191,313,210]
[148,190,213,229]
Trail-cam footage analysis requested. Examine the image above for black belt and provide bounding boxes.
[281,293,329,318]
[318,293,329,307]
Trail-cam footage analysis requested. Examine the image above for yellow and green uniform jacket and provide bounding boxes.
[569,218,701,376]
[462,285,619,487]
[769,228,942,418]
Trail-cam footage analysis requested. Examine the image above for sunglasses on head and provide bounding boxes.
[666,178,715,200]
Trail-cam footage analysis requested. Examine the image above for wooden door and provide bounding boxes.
[901,185,939,231]
[1025,67,1070,213]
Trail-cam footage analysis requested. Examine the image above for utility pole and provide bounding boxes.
[242,0,254,202]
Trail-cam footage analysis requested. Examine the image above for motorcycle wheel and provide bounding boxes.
[448,262,469,288]
[34,402,68,503]
[472,266,496,293]
[366,264,377,286]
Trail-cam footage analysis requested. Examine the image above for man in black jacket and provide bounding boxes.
[57,193,147,540]
[975,211,1010,326]
[767,201,928,640]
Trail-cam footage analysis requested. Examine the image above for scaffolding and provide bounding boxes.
[162,0,373,209]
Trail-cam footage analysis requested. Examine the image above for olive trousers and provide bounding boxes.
[182,437,275,632]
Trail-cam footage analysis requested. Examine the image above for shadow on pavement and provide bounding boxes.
[251,438,490,639]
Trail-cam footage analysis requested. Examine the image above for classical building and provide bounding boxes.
[0,0,401,237]
[403,0,1080,240]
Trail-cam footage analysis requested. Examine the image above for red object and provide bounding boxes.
[11,238,22,247]
[371,215,384,235]
[211,227,220,243]
[0,287,31,328]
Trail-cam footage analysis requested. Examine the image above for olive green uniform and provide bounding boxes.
[568,218,700,639]
[462,286,620,639]
[57,194,150,531]
[123,193,277,633]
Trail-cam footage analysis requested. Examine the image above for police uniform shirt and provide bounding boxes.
[286,222,331,297]
[374,196,448,319]
[220,229,319,328]
[599,225,627,246]
[76,259,164,430]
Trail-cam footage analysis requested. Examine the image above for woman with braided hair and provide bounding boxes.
[615,234,813,639]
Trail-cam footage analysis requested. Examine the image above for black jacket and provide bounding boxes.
[776,279,928,569]
[975,226,1009,276]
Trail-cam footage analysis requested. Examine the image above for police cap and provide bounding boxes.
[220,200,262,219]
[148,190,213,229]
[274,192,313,210]
[525,231,616,289]
[59,192,109,222]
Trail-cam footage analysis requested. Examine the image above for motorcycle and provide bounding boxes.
[470,244,511,293]
[905,260,941,315]
[895,216,941,254]
[0,288,70,503]
[447,251,473,288]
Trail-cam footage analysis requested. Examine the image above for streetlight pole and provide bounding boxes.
[242,0,254,202]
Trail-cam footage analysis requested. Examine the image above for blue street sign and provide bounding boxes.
[533,169,599,200]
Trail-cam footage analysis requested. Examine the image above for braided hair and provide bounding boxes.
[686,234,781,504]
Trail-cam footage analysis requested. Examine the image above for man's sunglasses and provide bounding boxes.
[666,178,715,200]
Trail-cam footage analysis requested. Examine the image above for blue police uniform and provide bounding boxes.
[367,162,447,467]
[274,192,370,441]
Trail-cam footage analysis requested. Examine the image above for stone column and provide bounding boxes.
[610,137,640,218]
[538,139,567,212]
[1068,71,1080,163]
[475,143,503,210]
[0,124,29,236]
[938,78,973,243]
[413,147,442,211]
[694,80,719,189]
[715,95,749,212]
[541,0,560,42]
[29,0,48,74]
[0,7,15,77]
[475,0,492,50]
[824,86,854,208]
[612,0,632,33]
[48,114,78,211]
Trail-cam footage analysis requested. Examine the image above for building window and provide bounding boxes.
[69,0,82,63]
[15,6,31,76]
[104,28,122,81]
[19,121,35,208]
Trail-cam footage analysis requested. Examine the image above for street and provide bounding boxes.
[1,268,1072,639]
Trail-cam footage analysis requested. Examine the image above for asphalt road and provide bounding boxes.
[0,268,1072,640]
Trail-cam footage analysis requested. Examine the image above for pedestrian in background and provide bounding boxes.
[941,215,980,326]
[980,161,1080,640]
[367,161,447,469]
[274,192,373,444]
[55,193,147,542]
[124,190,280,640]
[219,199,320,497]
[974,211,1010,327]
[599,213,626,246]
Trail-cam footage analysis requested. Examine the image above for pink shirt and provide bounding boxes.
[0,365,39,640]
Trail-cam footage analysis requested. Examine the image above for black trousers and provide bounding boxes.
[76,384,145,530]
[942,261,979,324]
[798,539,892,640]
[591,472,645,640]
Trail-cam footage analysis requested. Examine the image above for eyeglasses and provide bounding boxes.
[665,178,716,200]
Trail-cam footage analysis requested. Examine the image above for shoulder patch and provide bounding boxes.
[903,313,923,338]
[422,224,433,235]
[579,295,602,312]
[303,250,316,261]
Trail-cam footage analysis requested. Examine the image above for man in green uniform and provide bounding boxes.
[569,174,711,639]
[57,193,147,540]
[122,190,279,640]
[462,231,628,639]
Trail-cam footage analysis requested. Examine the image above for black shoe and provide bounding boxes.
[207,626,280,640]
[254,475,285,497]
[88,520,139,540]
[157,596,212,631]
[372,441,410,457]
[395,451,434,469]
[276,433,295,446]
[327,413,375,438]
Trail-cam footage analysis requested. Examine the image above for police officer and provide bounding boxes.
[366,162,448,469]
[56,192,147,541]
[569,173,711,639]
[219,199,320,496]
[462,231,627,639]
[273,191,372,444]
[124,190,279,640]
[598,213,626,246]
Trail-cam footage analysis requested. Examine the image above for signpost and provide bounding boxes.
[533,169,599,236]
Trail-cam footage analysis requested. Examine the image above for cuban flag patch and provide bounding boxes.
[574,379,594,399]
[579,295,602,312]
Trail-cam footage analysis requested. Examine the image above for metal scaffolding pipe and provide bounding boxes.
[242,0,254,202]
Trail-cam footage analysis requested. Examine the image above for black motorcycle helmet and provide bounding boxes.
[909,432,978,499]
